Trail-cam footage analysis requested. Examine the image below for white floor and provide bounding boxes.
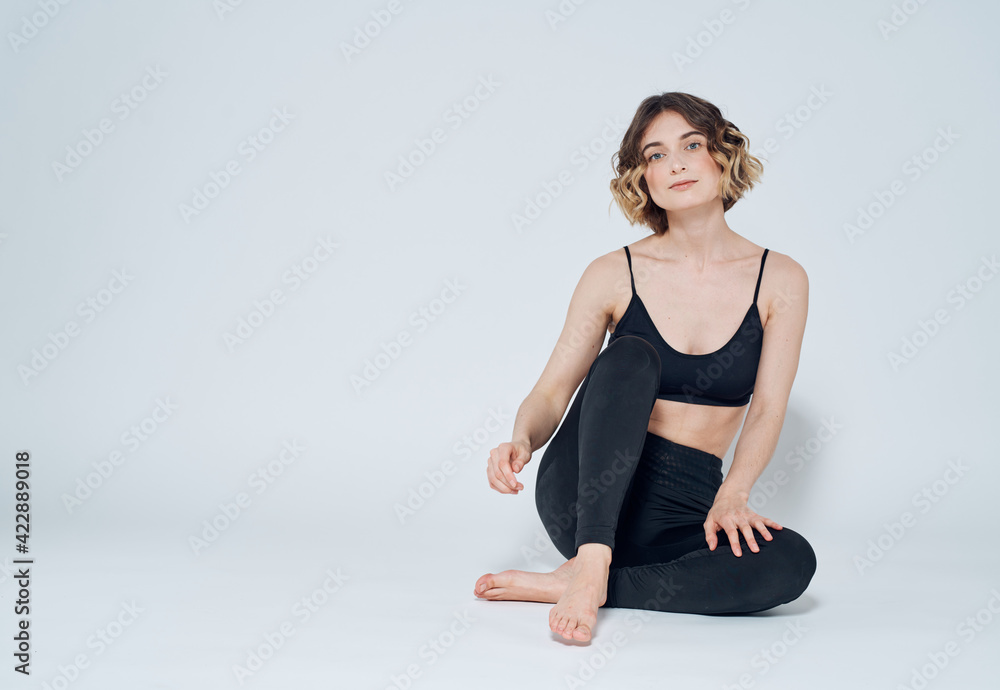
[11,524,998,690]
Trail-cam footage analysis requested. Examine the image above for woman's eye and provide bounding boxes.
[648,142,700,161]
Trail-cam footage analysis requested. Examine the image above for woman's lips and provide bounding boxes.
[670,180,696,190]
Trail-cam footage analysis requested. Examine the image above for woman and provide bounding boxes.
[474,92,816,642]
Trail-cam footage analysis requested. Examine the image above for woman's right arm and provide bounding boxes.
[487,252,621,494]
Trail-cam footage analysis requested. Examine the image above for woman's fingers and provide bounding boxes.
[498,453,518,491]
[725,525,742,557]
[487,466,515,494]
[486,454,509,494]
[703,517,718,550]
[739,514,785,553]
[706,506,784,555]
[705,512,743,557]
[501,460,519,491]
[740,523,759,553]
[487,446,521,494]
[753,519,773,542]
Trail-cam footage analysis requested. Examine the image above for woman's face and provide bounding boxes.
[639,110,723,213]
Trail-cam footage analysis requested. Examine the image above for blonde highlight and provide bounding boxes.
[608,92,764,236]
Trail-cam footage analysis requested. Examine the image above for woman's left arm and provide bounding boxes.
[704,253,810,557]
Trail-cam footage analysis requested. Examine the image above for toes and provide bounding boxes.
[475,575,494,595]
[474,575,497,598]
[475,582,505,600]
[549,604,596,641]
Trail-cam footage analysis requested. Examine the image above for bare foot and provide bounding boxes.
[474,558,576,603]
[548,546,610,642]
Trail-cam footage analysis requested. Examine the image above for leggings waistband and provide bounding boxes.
[637,431,723,500]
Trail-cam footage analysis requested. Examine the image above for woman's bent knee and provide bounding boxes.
[592,336,661,386]
[785,528,817,595]
[762,527,817,606]
[604,335,660,368]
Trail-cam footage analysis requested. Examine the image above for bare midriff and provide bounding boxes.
[645,400,746,460]
[606,244,770,460]
[607,312,767,460]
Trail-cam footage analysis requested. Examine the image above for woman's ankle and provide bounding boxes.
[575,543,612,565]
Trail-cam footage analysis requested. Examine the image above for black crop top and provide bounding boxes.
[607,245,768,407]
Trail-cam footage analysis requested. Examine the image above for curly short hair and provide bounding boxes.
[609,92,764,236]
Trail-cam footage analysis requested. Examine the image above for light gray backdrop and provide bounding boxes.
[2,0,998,688]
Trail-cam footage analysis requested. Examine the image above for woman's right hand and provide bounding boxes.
[486,440,532,494]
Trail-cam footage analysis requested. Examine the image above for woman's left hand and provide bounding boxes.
[704,490,783,557]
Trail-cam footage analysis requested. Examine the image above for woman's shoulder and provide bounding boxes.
[580,244,630,278]
[757,247,809,324]
[568,246,632,310]
[760,247,808,284]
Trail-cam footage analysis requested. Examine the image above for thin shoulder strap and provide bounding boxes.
[623,246,636,295]
[753,248,769,304]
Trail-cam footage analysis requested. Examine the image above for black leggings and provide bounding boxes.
[534,335,817,614]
